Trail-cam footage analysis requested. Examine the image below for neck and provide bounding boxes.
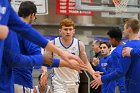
[129,33,139,40]
[115,41,122,47]
[21,17,30,24]
[60,37,73,46]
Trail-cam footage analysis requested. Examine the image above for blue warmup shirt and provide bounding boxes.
[130,48,140,57]
[0,0,48,72]
[101,40,140,93]
[95,56,116,93]
[13,34,42,88]
[96,45,125,93]
[0,30,44,93]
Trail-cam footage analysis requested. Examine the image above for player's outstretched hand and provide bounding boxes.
[60,51,85,67]
[90,73,102,89]
[66,59,87,73]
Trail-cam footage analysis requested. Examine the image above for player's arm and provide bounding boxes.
[101,53,131,83]
[79,41,97,79]
[123,47,140,57]
[94,64,107,75]
[8,6,84,66]
[44,41,87,72]
[0,25,9,40]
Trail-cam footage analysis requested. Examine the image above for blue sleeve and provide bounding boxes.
[11,55,44,68]
[4,49,44,68]
[94,64,108,74]
[8,6,48,48]
[20,36,42,55]
[101,55,131,83]
[19,37,44,67]
[130,48,140,57]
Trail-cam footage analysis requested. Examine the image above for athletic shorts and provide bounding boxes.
[14,84,33,93]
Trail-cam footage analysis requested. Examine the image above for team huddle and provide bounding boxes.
[0,0,140,93]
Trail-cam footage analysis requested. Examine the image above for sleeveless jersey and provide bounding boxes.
[53,37,80,82]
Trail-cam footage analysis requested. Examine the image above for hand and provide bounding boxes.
[92,57,99,66]
[67,59,87,73]
[90,74,102,89]
[122,47,133,57]
[41,67,48,78]
[33,87,37,93]
[92,71,103,79]
[45,42,84,66]
[0,25,9,40]
[40,73,48,88]
[60,51,85,67]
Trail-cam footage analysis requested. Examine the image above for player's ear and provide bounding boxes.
[59,29,61,33]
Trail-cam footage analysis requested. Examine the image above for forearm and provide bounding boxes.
[101,69,124,83]
[6,53,44,68]
[94,65,107,74]
[86,62,96,79]
[45,42,63,56]
[59,59,70,67]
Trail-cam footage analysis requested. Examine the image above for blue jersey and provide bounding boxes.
[0,30,44,93]
[13,34,42,88]
[0,0,48,72]
[95,56,116,93]
[96,45,125,93]
[101,40,140,93]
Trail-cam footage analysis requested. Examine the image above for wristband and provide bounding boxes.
[51,58,60,67]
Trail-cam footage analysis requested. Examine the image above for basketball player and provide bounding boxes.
[46,18,96,93]
[13,1,48,93]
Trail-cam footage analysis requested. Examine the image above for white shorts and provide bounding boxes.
[52,77,79,93]
[14,84,33,93]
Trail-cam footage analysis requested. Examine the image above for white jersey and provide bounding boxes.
[53,37,80,82]
[34,85,50,93]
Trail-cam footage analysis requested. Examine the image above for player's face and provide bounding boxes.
[109,38,116,47]
[92,43,100,53]
[100,44,110,56]
[123,24,129,38]
[59,26,75,39]
[29,13,37,24]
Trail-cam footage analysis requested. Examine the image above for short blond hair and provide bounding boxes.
[59,18,75,29]
[125,19,140,33]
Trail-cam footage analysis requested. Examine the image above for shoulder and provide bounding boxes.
[79,40,84,47]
